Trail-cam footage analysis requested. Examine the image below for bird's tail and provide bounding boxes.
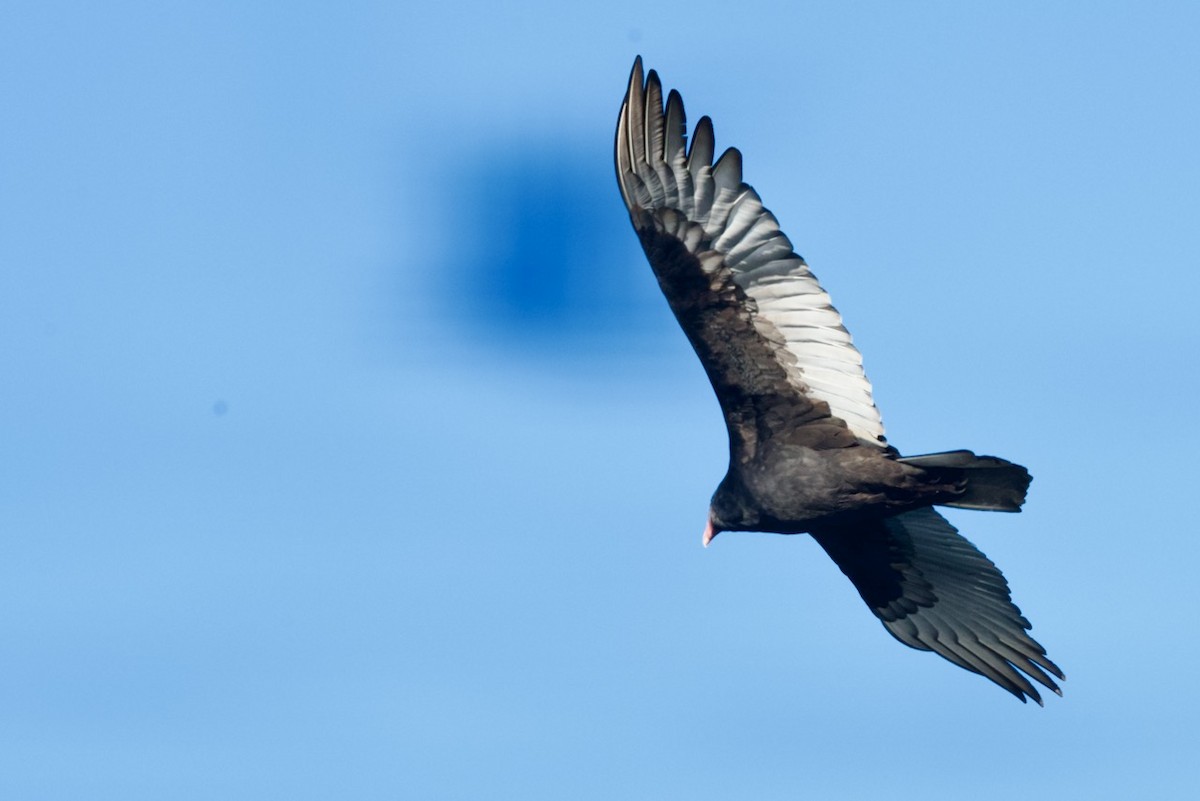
[899,450,1031,512]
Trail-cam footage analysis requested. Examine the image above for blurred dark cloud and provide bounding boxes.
[435,142,666,356]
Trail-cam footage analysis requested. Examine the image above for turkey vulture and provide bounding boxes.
[615,57,1063,704]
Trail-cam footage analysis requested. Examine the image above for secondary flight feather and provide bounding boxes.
[615,56,1062,704]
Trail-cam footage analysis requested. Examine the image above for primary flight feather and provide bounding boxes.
[615,57,1062,704]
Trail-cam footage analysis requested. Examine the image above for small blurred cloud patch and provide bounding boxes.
[435,140,665,356]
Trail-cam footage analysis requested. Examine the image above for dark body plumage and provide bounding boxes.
[616,57,1063,704]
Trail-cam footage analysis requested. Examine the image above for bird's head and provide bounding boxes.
[705,476,757,547]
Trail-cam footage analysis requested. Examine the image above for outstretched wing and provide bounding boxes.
[615,57,887,461]
[812,508,1064,704]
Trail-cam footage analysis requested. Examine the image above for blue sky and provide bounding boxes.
[3,2,1198,798]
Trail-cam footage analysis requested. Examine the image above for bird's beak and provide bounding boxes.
[703,516,718,548]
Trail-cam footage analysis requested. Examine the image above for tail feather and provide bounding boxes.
[899,450,1031,512]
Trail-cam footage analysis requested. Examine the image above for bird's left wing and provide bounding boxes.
[812,508,1064,704]
[616,57,887,459]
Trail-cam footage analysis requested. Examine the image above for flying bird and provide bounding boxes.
[615,57,1063,704]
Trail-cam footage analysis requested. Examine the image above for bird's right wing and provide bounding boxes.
[811,508,1063,704]
[615,57,887,461]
